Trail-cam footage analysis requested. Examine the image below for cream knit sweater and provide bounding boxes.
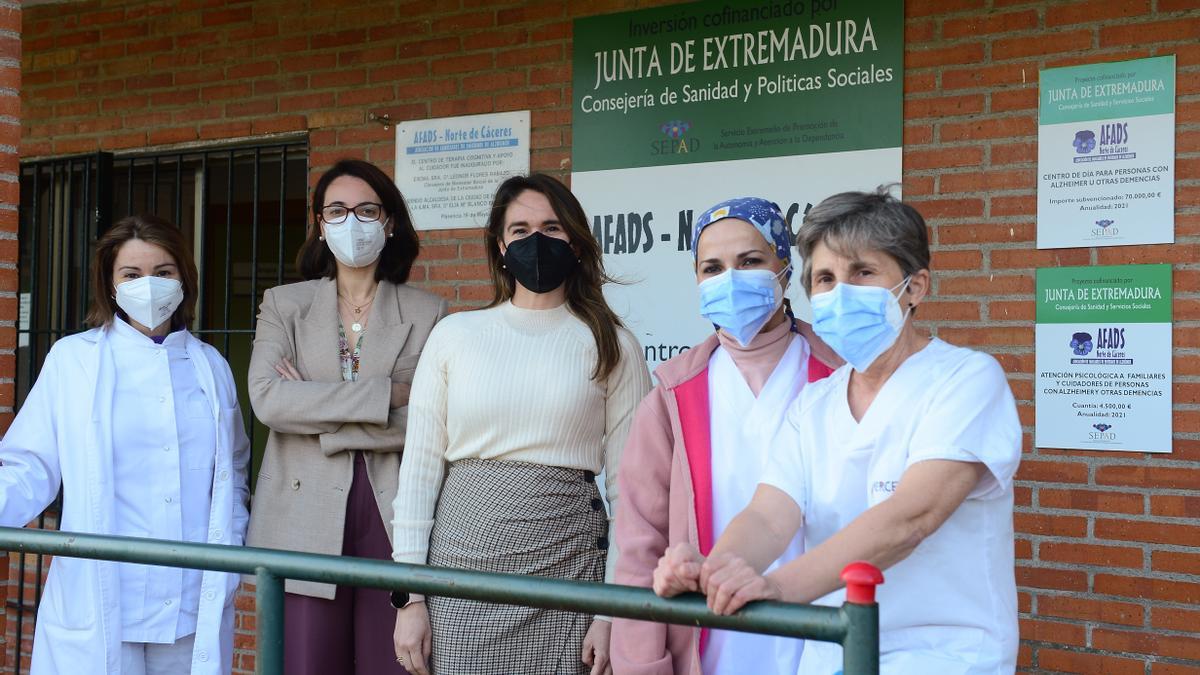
[391,300,651,581]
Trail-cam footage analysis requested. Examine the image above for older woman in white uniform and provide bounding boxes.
[0,215,250,675]
[653,189,1021,674]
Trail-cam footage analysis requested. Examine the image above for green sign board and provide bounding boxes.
[1039,55,1175,126]
[1036,264,1172,324]
[572,0,904,172]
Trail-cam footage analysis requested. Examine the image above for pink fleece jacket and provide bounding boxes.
[611,329,832,675]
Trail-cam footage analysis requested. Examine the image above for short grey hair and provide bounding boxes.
[796,187,931,294]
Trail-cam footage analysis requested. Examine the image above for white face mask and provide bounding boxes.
[324,214,387,268]
[116,276,184,331]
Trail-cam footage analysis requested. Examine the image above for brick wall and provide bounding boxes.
[14,0,1200,673]
[0,0,16,669]
[902,3,1200,673]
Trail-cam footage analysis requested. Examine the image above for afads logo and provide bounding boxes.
[1069,331,1093,356]
[652,120,699,156]
[1071,122,1134,163]
[1071,327,1132,365]
[1072,130,1096,154]
[1099,121,1131,156]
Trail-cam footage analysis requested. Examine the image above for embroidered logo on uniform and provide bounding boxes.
[870,480,898,495]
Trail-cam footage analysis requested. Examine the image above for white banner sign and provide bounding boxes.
[396,111,530,231]
[573,148,901,370]
[1037,56,1175,249]
[1035,264,1173,453]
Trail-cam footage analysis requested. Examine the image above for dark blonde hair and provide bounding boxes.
[484,174,625,381]
[86,214,199,327]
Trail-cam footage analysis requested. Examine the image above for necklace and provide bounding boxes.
[338,293,375,334]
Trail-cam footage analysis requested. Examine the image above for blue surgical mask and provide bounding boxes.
[810,277,912,372]
[698,266,789,347]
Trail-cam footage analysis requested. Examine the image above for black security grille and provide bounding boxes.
[10,139,309,672]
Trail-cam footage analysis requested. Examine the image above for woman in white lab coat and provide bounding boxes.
[0,215,251,675]
[654,189,1022,674]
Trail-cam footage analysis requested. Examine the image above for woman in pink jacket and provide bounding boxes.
[611,197,839,675]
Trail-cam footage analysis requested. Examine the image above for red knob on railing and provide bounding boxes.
[841,561,883,604]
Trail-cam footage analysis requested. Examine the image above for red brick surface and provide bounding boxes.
[0,0,14,666]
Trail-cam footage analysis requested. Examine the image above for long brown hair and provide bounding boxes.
[296,159,421,282]
[484,174,624,381]
[86,214,199,327]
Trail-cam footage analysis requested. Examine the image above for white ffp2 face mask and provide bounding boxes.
[324,214,387,268]
[115,276,184,331]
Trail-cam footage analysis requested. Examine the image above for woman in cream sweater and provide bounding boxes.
[391,174,651,675]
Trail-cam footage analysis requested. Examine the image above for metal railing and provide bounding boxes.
[0,527,880,674]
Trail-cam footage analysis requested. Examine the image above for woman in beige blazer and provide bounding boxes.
[247,159,447,675]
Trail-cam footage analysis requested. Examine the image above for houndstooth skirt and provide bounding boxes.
[426,458,609,675]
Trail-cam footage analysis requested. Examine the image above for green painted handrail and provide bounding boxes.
[0,526,879,674]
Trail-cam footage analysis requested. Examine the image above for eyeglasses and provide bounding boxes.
[321,202,384,224]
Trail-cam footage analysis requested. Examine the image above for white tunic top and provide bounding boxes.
[109,317,215,643]
[763,339,1021,675]
[702,335,808,675]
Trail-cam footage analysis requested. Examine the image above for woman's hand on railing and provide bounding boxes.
[652,543,704,597]
[581,618,613,675]
[699,553,783,616]
[393,601,432,675]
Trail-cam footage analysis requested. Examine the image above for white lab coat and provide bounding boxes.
[0,326,251,675]
[702,335,807,675]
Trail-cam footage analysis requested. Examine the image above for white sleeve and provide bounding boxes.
[904,351,1022,500]
[391,323,451,565]
[212,353,253,546]
[759,400,809,514]
[0,346,64,527]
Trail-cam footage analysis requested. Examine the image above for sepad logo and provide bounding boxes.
[1090,423,1116,441]
[652,120,700,156]
[1092,218,1119,239]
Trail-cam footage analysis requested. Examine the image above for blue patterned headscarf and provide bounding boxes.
[691,197,792,279]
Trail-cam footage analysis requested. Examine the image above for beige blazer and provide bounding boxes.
[246,277,448,598]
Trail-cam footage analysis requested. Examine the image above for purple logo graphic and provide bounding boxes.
[1092,423,1112,432]
[1095,219,1115,229]
[660,120,691,139]
[1073,130,1096,154]
[1069,331,1093,356]
[653,120,700,156]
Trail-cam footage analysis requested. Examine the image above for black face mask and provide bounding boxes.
[503,232,577,294]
